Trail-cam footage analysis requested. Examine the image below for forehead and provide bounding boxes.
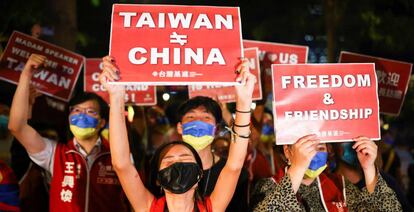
[162,144,195,158]
[72,100,99,110]
[184,106,212,116]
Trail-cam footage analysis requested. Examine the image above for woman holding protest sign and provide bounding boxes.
[99,55,256,212]
[252,135,402,211]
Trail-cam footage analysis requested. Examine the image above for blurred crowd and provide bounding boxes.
[0,91,413,211]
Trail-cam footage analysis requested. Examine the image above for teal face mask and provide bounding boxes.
[341,142,359,167]
[0,115,8,131]
[0,115,9,139]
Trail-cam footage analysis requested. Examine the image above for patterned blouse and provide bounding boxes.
[252,173,402,211]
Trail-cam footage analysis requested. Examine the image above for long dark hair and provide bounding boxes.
[147,141,205,201]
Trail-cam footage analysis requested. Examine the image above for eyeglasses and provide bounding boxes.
[69,106,99,116]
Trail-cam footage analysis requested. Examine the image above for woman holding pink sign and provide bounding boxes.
[100,55,256,212]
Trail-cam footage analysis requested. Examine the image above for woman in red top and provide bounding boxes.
[100,56,256,212]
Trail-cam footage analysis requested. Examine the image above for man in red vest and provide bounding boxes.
[8,54,129,212]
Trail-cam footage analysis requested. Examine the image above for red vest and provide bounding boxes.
[49,139,129,212]
[317,172,348,212]
[150,196,212,212]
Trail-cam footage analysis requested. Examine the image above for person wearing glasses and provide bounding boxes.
[8,54,129,212]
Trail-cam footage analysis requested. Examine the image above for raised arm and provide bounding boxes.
[8,54,46,154]
[352,136,378,193]
[210,59,256,211]
[286,135,320,193]
[100,56,153,211]
[346,137,402,210]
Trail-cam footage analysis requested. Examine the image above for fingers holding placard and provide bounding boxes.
[100,56,125,97]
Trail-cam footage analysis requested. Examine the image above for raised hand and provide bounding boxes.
[289,134,320,171]
[352,136,378,193]
[235,58,257,109]
[99,56,125,98]
[286,134,320,193]
[22,54,46,77]
[352,136,377,171]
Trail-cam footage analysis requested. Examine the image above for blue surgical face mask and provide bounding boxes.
[341,142,359,167]
[182,120,215,151]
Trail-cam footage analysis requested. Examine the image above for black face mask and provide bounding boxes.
[157,162,203,194]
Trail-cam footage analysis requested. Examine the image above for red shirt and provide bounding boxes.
[150,196,212,212]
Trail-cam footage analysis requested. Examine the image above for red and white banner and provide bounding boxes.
[109,4,243,85]
[272,64,380,144]
[0,31,84,102]
[188,47,262,102]
[243,40,308,91]
[339,51,412,116]
[84,59,157,106]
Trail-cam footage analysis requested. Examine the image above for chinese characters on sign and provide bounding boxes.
[109,4,243,85]
[339,51,412,116]
[272,63,380,144]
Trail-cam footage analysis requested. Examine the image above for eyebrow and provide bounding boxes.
[73,106,98,110]
[162,153,193,160]
[179,153,193,157]
[184,111,213,118]
[317,146,327,151]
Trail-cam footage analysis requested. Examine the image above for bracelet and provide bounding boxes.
[225,125,251,140]
[233,123,250,127]
[235,109,251,113]
[232,125,250,139]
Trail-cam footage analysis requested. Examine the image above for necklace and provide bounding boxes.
[203,151,216,195]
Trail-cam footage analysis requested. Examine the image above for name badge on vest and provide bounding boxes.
[332,202,347,212]
[97,162,119,185]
